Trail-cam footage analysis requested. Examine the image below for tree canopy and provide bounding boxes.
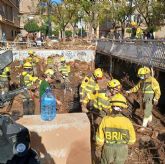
[24,20,40,33]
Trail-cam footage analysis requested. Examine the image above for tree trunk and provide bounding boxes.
[62,29,65,41]
[59,30,62,40]
[121,22,125,39]
[72,25,76,42]
[88,23,93,41]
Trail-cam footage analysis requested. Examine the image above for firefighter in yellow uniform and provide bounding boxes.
[21,62,39,114]
[96,94,136,164]
[21,62,34,87]
[46,56,54,69]
[26,50,40,76]
[127,67,161,131]
[82,68,103,111]
[91,79,124,126]
[59,56,71,90]
[107,79,122,97]
[0,66,10,93]
[79,73,92,103]
[136,26,143,39]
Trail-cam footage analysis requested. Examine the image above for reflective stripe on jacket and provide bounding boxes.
[79,76,90,100]
[130,76,161,100]
[22,72,38,87]
[96,114,136,147]
[84,76,99,94]
[83,76,100,104]
[47,58,54,65]
[93,90,111,111]
[59,64,70,76]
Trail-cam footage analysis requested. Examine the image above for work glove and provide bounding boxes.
[95,146,102,159]
[126,90,131,94]
[153,98,158,105]
[81,104,88,113]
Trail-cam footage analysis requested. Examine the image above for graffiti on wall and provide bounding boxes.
[12,50,95,62]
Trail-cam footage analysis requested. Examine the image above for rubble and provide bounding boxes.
[1,56,165,164]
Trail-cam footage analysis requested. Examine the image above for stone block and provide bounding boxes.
[17,113,91,164]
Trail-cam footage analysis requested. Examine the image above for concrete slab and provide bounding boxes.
[17,113,91,164]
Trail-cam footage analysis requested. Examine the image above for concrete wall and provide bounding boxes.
[12,50,95,62]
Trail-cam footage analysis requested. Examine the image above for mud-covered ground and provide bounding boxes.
[1,59,165,164]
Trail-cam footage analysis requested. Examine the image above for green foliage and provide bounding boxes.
[135,0,165,30]
[24,20,40,33]
[65,30,72,37]
[52,29,59,37]
[40,24,47,34]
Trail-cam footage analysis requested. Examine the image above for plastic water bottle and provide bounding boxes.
[41,88,56,121]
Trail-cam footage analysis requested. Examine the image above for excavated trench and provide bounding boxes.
[95,52,165,164]
[1,53,165,163]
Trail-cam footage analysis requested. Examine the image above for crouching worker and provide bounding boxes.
[39,69,62,106]
[95,94,136,164]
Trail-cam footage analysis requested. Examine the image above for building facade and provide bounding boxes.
[19,0,39,36]
[0,0,20,41]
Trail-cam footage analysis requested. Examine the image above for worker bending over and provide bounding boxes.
[96,94,136,164]
[25,50,40,76]
[82,68,103,112]
[79,72,92,103]
[126,67,161,132]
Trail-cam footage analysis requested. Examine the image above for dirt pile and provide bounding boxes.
[45,39,95,50]
[1,57,165,164]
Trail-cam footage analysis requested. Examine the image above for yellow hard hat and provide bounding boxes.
[23,62,32,68]
[93,68,103,78]
[107,79,121,88]
[44,69,54,76]
[131,21,137,26]
[110,93,128,109]
[138,67,150,76]
[28,50,34,55]
[60,56,65,62]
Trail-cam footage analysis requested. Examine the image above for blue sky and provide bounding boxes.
[52,0,62,3]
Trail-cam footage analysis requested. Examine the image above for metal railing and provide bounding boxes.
[96,39,165,70]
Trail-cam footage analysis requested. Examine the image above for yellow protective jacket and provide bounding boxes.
[0,66,10,78]
[22,72,38,87]
[93,89,111,112]
[26,56,40,66]
[47,57,54,65]
[130,76,161,100]
[83,76,100,105]
[59,64,70,77]
[79,75,90,101]
[96,114,136,147]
